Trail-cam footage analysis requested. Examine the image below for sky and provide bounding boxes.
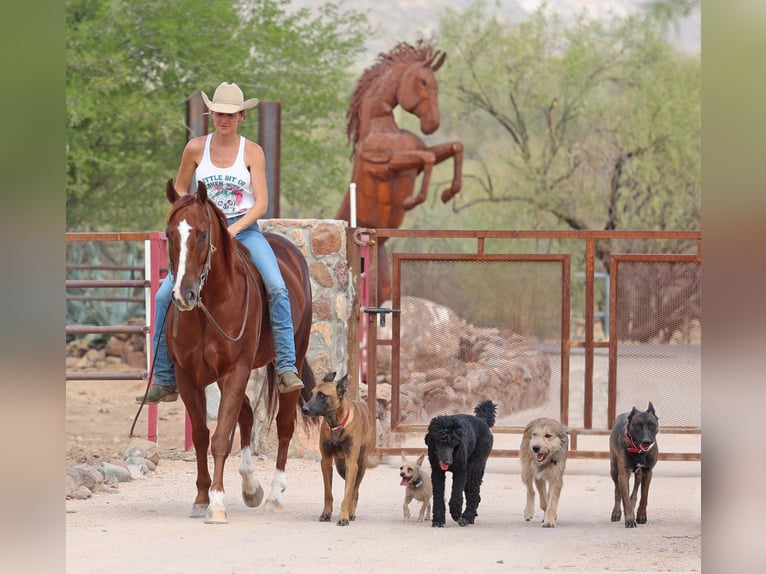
[291,0,700,64]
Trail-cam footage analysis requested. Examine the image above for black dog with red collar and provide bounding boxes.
[609,402,659,528]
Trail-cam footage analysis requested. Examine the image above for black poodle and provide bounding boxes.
[425,400,497,527]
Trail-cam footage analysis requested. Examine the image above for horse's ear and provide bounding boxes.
[430,51,447,72]
[195,181,208,204]
[166,179,180,204]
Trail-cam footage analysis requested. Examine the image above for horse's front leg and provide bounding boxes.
[430,141,463,203]
[205,371,250,524]
[263,382,301,511]
[177,378,212,519]
[237,393,264,508]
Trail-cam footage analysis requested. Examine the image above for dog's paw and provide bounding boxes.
[542,520,556,528]
[636,514,647,524]
[625,519,637,528]
[432,520,445,528]
[337,518,350,526]
[319,513,332,522]
[610,510,621,522]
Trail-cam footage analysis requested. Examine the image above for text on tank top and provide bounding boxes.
[196,134,254,218]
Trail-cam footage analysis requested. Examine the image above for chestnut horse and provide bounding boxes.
[336,39,464,302]
[163,179,316,523]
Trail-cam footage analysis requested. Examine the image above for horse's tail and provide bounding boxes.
[264,361,320,433]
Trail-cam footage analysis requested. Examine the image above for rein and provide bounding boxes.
[172,204,254,342]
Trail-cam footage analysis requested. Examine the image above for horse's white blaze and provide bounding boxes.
[172,219,192,302]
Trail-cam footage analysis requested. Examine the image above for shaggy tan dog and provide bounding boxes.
[520,417,569,527]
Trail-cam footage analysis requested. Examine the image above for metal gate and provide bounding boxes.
[347,229,701,462]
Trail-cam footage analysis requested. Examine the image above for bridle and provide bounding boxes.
[171,204,254,342]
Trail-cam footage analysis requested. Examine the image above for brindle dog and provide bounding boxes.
[301,372,377,526]
[609,402,659,528]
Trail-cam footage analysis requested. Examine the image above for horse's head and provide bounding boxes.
[397,51,446,135]
[164,179,219,311]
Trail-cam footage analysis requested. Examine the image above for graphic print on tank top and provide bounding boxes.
[197,135,254,218]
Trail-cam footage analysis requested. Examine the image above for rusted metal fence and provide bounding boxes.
[65,232,190,445]
[66,228,701,462]
[348,228,701,462]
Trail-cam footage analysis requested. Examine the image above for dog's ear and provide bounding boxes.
[322,371,337,383]
[647,401,656,416]
[335,374,348,397]
[416,452,425,466]
[628,406,638,422]
[424,432,430,446]
[401,452,407,463]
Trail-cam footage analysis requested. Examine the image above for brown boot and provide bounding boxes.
[136,384,178,404]
[277,371,304,394]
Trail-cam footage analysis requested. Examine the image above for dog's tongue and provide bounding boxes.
[400,477,409,486]
[440,461,450,471]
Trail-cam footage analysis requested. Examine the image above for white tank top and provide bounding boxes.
[196,134,254,218]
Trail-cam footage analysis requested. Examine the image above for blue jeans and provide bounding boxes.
[151,216,297,387]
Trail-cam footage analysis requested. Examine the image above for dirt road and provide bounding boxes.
[66,455,700,574]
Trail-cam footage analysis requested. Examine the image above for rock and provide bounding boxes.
[67,464,104,493]
[125,438,160,465]
[373,296,551,422]
[100,462,132,482]
[127,464,149,479]
[125,456,156,471]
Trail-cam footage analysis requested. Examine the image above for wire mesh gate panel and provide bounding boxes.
[381,255,569,458]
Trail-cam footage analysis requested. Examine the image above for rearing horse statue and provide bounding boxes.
[336,39,464,302]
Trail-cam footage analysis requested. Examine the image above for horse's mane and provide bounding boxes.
[346,38,439,151]
[167,194,237,272]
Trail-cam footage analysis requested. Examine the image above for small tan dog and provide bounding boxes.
[399,452,432,522]
[520,417,569,527]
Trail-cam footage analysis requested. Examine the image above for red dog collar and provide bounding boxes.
[324,407,351,433]
[624,425,653,454]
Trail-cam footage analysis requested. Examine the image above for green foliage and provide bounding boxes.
[66,0,369,231]
[432,0,700,245]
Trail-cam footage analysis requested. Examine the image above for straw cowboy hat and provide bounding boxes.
[201,82,259,113]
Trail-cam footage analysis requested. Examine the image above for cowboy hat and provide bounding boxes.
[201,82,259,113]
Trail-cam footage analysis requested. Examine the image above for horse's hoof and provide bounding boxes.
[242,486,264,508]
[204,508,228,524]
[262,499,284,512]
[190,504,207,519]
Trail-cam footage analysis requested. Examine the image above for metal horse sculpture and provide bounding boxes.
[336,39,463,302]
[164,180,316,523]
